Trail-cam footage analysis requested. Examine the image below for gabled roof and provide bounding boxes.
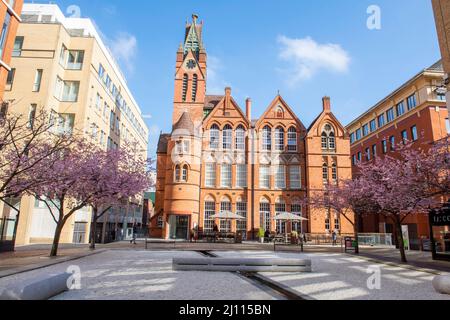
[202,93,250,127]
[254,95,306,130]
[307,110,347,137]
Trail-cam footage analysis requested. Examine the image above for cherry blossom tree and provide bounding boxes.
[356,138,450,263]
[0,109,74,246]
[85,146,153,250]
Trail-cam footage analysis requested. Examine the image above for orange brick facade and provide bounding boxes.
[153,15,354,240]
[347,62,449,249]
[0,0,23,100]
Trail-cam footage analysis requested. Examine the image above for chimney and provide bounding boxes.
[322,96,331,112]
[246,98,252,120]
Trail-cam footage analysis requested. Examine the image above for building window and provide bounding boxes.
[27,104,37,129]
[174,165,181,182]
[55,77,80,102]
[223,125,232,150]
[334,215,340,231]
[236,201,247,237]
[33,69,43,92]
[262,126,272,151]
[325,217,331,231]
[192,74,198,102]
[210,125,219,149]
[221,164,232,188]
[260,200,271,232]
[372,144,377,158]
[182,165,188,182]
[220,200,232,232]
[204,201,215,232]
[98,63,105,80]
[291,201,303,232]
[355,128,362,141]
[350,133,356,144]
[205,163,216,187]
[0,13,11,59]
[446,118,450,134]
[5,68,15,91]
[401,130,408,144]
[382,140,388,154]
[366,147,371,161]
[275,199,286,234]
[411,125,418,142]
[275,165,286,189]
[322,164,328,185]
[352,155,357,166]
[259,165,270,189]
[321,132,328,149]
[157,216,164,228]
[378,114,385,128]
[182,74,188,102]
[289,166,301,189]
[287,127,297,151]
[51,113,75,136]
[386,108,395,123]
[370,119,377,133]
[236,164,247,188]
[275,127,285,151]
[396,102,405,117]
[407,94,417,110]
[390,136,396,151]
[358,152,362,162]
[437,92,446,101]
[331,163,337,184]
[66,50,84,70]
[12,36,23,57]
[362,124,369,137]
[235,125,245,150]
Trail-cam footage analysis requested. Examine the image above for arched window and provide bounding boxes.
[322,163,329,185]
[275,127,284,151]
[262,126,272,151]
[210,125,219,149]
[260,197,271,232]
[322,124,336,151]
[223,124,232,150]
[332,163,337,184]
[291,198,303,232]
[175,165,181,182]
[204,196,216,232]
[235,125,245,150]
[276,107,284,118]
[275,197,286,234]
[192,74,198,102]
[220,197,232,232]
[287,127,297,152]
[182,165,188,182]
[182,74,188,102]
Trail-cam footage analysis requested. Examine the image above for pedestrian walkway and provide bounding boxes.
[1,241,448,278]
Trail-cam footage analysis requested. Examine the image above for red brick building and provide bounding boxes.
[346,61,449,250]
[152,15,354,240]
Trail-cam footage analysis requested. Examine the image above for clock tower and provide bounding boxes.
[172,14,207,126]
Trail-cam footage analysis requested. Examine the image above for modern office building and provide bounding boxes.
[152,15,353,240]
[0,3,149,249]
[0,0,23,99]
[346,61,449,250]
[432,0,450,114]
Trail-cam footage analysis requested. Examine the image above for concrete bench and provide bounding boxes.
[173,258,312,272]
[433,275,450,295]
[0,273,71,300]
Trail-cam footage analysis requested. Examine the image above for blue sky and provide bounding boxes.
[46,0,441,157]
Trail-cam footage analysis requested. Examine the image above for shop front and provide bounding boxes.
[429,202,450,261]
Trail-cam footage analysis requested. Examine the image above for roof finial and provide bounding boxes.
[192,14,199,24]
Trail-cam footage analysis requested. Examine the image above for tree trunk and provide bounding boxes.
[50,222,64,257]
[90,207,98,250]
[394,215,407,263]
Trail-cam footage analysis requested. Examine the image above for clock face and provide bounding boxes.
[186,59,196,70]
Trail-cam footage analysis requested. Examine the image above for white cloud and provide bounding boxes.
[142,114,153,119]
[109,32,138,74]
[277,35,350,84]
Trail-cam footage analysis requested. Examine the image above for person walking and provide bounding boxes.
[332,230,338,246]
[130,224,138,245]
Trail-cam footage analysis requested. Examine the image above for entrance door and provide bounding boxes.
[169,215,189,240]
